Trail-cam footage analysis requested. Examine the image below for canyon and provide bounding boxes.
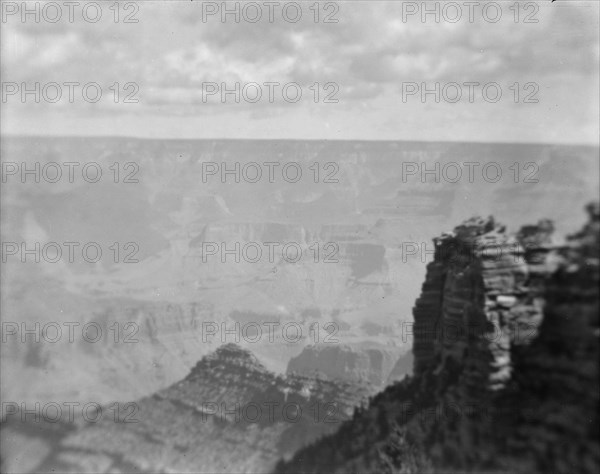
[1,137,599,473]
[2,204,596,473]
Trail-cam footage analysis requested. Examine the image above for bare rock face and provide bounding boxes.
[412,215,534,389]
[386,351,413,384]
[275,204,599,474]
[286,344,402,386]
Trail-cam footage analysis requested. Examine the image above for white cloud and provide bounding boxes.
[1,0,598,143]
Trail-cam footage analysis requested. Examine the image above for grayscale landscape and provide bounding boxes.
[1,1,598,473]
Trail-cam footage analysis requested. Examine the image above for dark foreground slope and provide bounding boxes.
[276,204,600,474]
[1,344,372,473]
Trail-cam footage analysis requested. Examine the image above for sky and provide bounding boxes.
[1,0,599,143]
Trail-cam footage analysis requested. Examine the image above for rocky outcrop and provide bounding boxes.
[287,344,402,386]
[276,204,599,474]
[1,344,373,474]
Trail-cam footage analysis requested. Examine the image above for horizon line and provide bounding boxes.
[2,134,599,148]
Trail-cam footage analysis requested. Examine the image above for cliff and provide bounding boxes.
[276,203,599,473]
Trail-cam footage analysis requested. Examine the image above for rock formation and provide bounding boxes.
[287,343,403,386]
[276,203,599,474]
[0,344,373,473]
[386,350,413,384]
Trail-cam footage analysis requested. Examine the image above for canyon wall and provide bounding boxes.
[286,343,405,386]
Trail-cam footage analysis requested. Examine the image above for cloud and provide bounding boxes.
[1,0,598,143]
